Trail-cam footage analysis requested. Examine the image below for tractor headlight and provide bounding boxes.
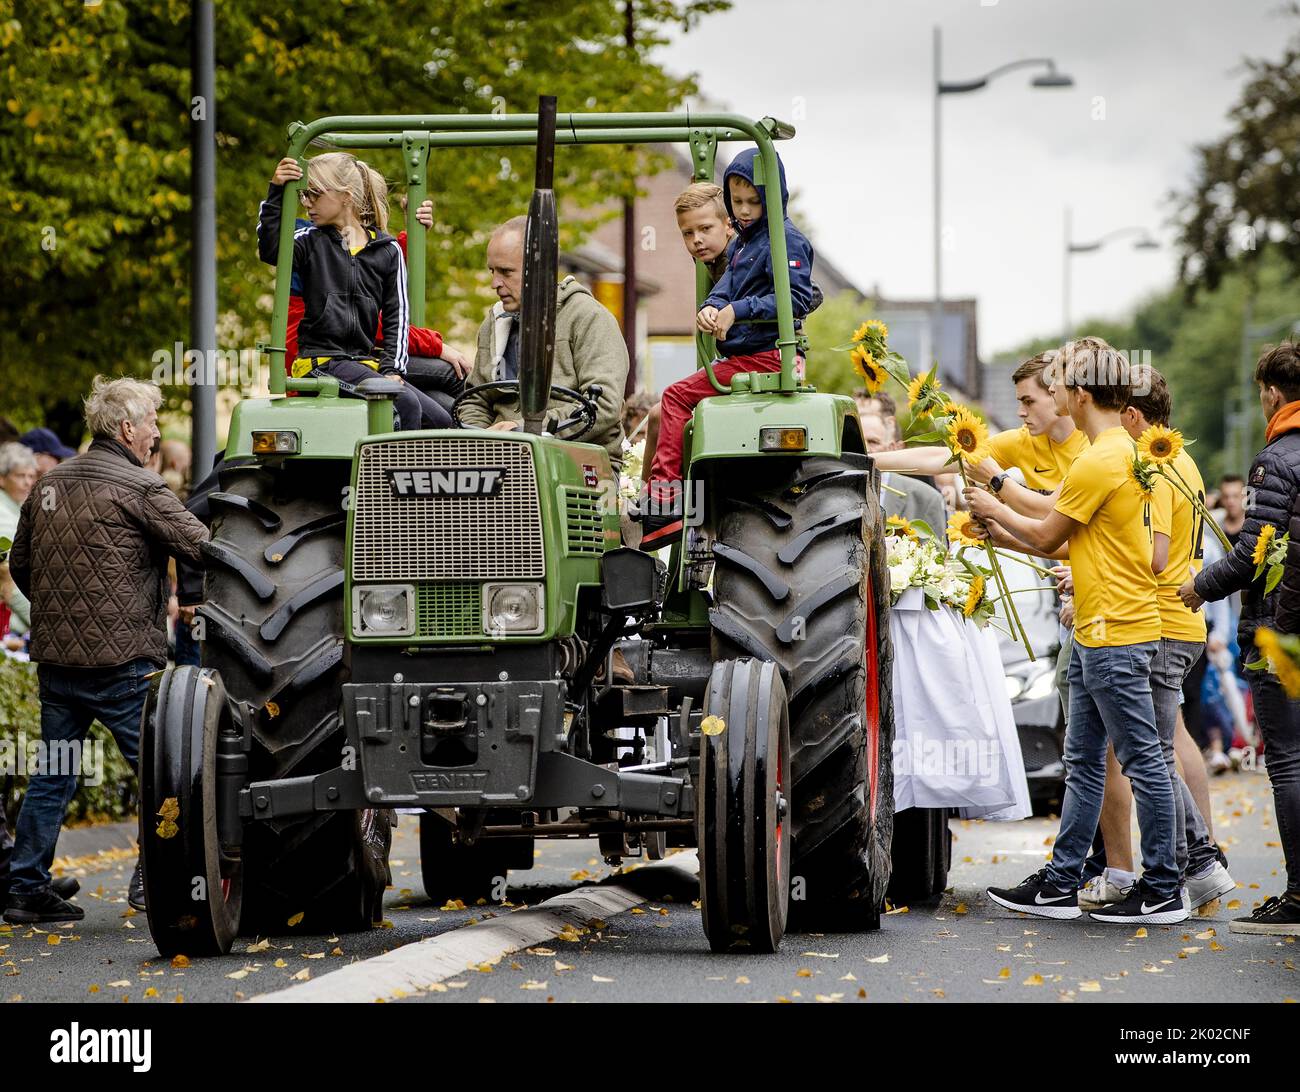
[251,430,301,455]
[759,426,808,452]
[482,582,544,635]
[352,584,414,637]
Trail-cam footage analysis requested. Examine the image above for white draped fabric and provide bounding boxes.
[889,588,1032,821]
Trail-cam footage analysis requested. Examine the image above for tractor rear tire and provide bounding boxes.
[710,454,894,932]
[199,461,391,934]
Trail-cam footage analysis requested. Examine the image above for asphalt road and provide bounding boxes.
[3,768,1294,1004]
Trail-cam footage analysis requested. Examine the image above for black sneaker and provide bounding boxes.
[51,876,80,900]
[128,859,146,913]
[1228,893,1300,936]
[4,888,85,924]
[1089,881,1188,925]
[987,868,1081,920]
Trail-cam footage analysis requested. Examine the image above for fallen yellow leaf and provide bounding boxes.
[170,954,190,968]
[1023,974,1044,986]
[286,912,304,927]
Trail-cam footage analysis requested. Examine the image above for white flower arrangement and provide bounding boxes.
[884,517,996,627]
[619,438,645,504]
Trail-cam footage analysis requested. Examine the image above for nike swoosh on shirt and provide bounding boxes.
[1033,466,1053,474]
[1034,891,1071,904]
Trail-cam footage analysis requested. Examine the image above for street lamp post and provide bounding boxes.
[1062,211,1159,340]
[933,26,1072,386]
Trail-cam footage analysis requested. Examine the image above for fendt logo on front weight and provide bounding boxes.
[385,467,507,498]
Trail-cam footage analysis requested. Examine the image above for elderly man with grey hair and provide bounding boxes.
[3,377,208,925]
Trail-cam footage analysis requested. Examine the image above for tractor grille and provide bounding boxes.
[352,438,544,581]
[563,486,605,557]
[416,582,481,639]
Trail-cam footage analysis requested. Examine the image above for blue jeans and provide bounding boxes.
[7,658,153,895]
[1151,638,1218,879]
[1045,641,1180,899]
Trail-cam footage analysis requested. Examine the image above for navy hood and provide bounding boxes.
[722,147,789,227]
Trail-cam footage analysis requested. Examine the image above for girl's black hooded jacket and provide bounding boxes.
[257,182,409,374]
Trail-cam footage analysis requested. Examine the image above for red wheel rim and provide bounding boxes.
[864,568,880,823]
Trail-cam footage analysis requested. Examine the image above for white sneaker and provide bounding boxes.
[1079,873,1134,909]
[1207,751,1232,776]
[1187,861,1236,910]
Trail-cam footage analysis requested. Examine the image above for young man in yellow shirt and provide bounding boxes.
[1117,373,1235,907]
[871,352,1088,493]
[977,339,1186,924]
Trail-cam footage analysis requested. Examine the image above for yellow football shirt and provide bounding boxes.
[988,426,1090,493]
[1054,427,1161,648]
[1150,450,1208,643]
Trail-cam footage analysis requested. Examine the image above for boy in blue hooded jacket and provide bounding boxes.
[641,147,814,549]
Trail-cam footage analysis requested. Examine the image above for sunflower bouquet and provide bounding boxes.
[884,519,997,627]
[838,319,912,394]
[1251,522,1289,593]
[1132,425,1232,551]
[843,323,1034,655]
[924,397,1033,658]
[1246,626,1300,699]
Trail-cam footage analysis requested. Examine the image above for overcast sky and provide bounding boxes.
[659,0,1292,356]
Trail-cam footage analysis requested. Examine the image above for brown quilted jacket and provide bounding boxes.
[9,438,209,668]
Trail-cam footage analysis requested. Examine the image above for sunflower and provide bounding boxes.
[907,372,944,416]
[947,510,984,548]
[851,345,887,393]
[946,406,991,466]
[1129,455,1156,497]
[887,515,918,540]
[1253,627,1300,699]
[1136,424,1184,466]
[1253,523,1277,568]
[852,318,889,343]
[963,574,986,618]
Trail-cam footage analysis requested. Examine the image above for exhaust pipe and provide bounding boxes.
[519,95,559,435]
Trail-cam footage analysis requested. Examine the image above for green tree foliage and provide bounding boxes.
[1175,7,1300,295]
[0,0,726,437]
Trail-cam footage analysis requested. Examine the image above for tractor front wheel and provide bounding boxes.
[698,658,792,953]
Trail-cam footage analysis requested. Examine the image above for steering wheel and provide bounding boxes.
[452,381,602,442]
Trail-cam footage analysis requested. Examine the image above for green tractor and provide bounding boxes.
[141,99,918,957]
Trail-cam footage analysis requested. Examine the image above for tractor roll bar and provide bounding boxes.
[268,112,797,399]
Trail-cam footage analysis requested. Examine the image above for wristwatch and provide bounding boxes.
[989,472,1009,495]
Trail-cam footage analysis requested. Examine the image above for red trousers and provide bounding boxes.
[648,349,784,500]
